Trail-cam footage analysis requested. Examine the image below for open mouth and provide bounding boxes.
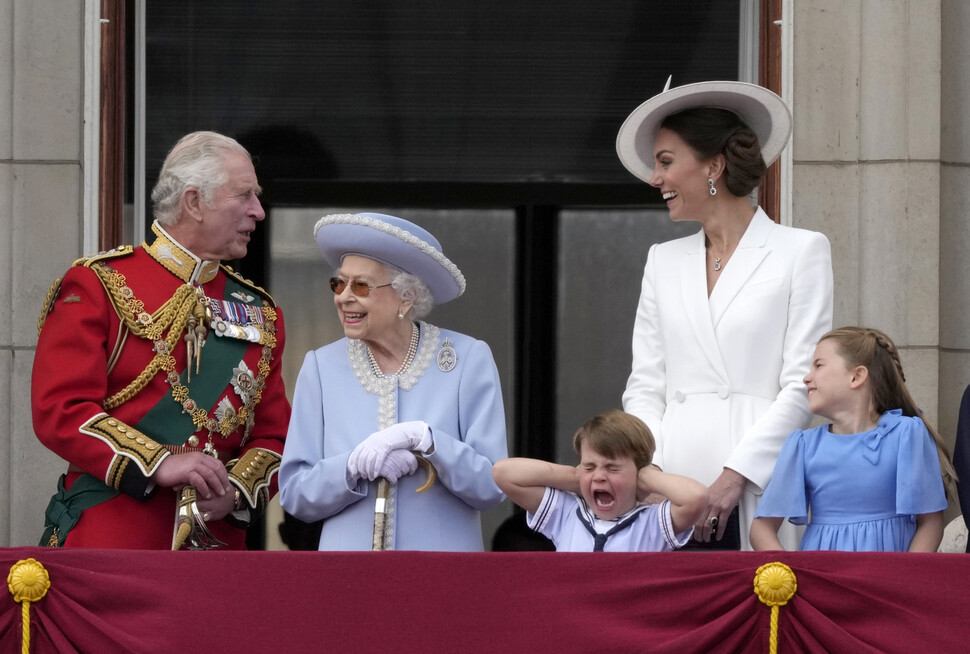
[594,490,616,511]
[662,191,678,202]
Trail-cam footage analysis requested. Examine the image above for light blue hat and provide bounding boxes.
[313,212,466,304]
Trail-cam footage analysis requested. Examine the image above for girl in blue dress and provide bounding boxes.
[750,327,956,552]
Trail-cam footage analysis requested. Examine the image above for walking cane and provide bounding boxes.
[372,455,437,551]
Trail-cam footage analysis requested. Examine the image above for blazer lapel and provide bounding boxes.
[709,209,773,328]
[680,230,728,377]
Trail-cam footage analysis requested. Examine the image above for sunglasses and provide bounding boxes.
[329,277,392,297]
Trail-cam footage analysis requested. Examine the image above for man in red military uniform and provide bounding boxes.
[32,131,291,549]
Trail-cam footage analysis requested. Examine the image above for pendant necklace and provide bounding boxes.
[708,240,736,273]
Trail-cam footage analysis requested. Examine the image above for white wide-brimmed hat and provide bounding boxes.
[313,212,466,304]
[616,79,792,183]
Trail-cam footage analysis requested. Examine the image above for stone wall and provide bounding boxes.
[793,0,967,522]
[1,0,91,546]
[940,0,970,479]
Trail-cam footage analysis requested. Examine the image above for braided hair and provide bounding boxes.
[820,327,958,494]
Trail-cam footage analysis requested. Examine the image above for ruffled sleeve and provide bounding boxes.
[753,430,809,525]
[893,413,947,516]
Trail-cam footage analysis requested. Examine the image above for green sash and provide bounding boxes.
[40,474,117,546]
[136,281,250,445]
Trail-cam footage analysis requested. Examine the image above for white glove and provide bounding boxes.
[379,449,419,484]
[347,421,430,481]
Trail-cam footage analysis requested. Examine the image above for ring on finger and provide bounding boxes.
[707,516,719,528]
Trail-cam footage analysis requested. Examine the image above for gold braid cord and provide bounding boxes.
[93,263,278,449]
[94,263,203,410]
[37,247,135,336]
[753,562,798,654]
[36,276,63,336]
[228,447,281,509]
[8,558,51,654]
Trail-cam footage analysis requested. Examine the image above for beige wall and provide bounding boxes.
[793,0,968,522]
[1,0,91,546]
[940,0,970,471]
[794,0,941,412]
[1,1,966,546]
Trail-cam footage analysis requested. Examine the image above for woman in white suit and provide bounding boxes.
[616,80,833,550]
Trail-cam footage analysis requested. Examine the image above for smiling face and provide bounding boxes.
[648,127,715,222]
[193,151,265,260]
[577,442,640,520]
[332,255,401,344]
[803,338,858,421]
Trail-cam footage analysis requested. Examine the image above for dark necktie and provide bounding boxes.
[576,507,644,552]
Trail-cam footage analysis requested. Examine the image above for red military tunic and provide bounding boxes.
[32,222,291,549]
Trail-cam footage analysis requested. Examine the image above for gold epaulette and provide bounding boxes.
[221,264,278,308]
[77,245,135,268]
[36,247,135,335]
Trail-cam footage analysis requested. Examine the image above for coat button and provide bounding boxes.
[718,387,730,399]
[673,390,686,402]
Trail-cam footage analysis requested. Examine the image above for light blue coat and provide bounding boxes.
[279,323,508,551]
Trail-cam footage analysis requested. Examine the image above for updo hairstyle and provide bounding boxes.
[660,107,767,198]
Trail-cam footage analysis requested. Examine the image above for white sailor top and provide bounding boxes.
[527,487,693,552]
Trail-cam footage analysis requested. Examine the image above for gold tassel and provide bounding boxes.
[753,562,798,654]
[184,318,196,383]
[7,558,51,654]
[191,292,209,377]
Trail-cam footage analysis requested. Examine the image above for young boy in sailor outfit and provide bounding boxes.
[492,410,707,552]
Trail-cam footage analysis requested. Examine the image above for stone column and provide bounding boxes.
[940,1,970,452]
[792,0,944,430]
[0,0,88,546]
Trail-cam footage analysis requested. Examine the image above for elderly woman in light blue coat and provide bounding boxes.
[279,213,508,551]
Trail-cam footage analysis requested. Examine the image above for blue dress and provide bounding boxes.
[754,410,947,551]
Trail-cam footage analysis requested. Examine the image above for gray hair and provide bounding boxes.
[150,131,253,226]
[384,265,435,320]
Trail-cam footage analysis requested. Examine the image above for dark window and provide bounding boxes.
[136,0,742,547]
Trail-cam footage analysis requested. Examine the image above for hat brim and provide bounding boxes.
[314,213,465,305]
[616,81,792,183]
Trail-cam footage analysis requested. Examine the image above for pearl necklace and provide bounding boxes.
[368,323,419,376]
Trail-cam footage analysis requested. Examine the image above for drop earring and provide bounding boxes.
[398,309,405,319]
[708,178,717,196]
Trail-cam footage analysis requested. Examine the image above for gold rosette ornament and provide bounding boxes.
[7,558,51,654]
[753,561,797,654]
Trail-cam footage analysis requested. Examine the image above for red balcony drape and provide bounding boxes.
[2,547,967,653]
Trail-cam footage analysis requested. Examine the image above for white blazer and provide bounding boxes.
[622,208,833,549]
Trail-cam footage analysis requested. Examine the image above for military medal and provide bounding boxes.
[209,298,272,344]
